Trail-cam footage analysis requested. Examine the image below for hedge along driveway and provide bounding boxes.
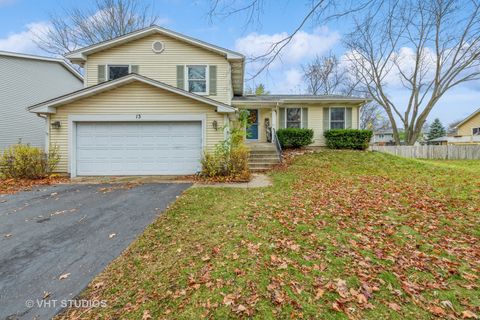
[58,151,479,319]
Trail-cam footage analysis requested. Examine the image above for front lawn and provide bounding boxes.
[59,151,479,319]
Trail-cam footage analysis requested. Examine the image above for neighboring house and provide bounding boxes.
[27,26,369,177]
[0,51,83,151]
[371,130,395,145]
[429,108,480,145]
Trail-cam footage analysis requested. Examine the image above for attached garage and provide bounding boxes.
[75,121,202,176]
[27,75,236,177]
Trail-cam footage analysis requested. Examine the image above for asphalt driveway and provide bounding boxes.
[0,182,191,320]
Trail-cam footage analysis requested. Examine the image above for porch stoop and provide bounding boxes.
[247,142,281,171]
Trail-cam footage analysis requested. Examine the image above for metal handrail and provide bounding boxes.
[272,128,283,161]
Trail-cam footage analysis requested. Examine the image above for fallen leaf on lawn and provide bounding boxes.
[314,288,325,300]
[388,302,402,312]
[142,310,152,320]
[272,290,285,305]
[93,281,105,289]
[462,310,479,319]
[332,302,342,312]
[335,279,349,298]
[356,293,368,304]
[236,304,247,313]
[59,273,70,280]
[223,294,236,306]
[201,255,211,262]
[278,262,288,269]
[109,233,116,238]
[429,306,446,316]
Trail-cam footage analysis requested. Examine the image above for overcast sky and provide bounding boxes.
[0,0,478,125]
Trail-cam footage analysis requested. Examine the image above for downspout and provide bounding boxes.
[36,113,49,153]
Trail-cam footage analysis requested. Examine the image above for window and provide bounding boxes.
[473,127,480,135]
[187,65,207,94]
[286,108,302,128]
[108,65,130,80]
[330,108,345,129]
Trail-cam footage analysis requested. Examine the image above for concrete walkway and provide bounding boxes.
[71,174,273,189]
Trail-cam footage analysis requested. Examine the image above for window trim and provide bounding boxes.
[473,127,480,135]
[106,64,131,81]
[329,107,346,130]
[185,65,209,95]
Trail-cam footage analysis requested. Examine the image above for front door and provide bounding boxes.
[246,109,258,140]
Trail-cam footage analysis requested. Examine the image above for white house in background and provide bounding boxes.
[371,130,395,145]
[0,51,83,152]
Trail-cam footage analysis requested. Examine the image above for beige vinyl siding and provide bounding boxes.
[278,104,360,146]
[86,34,232,105]
[457,113,480,136]
[308,107,325,146]
[49,82,225,173]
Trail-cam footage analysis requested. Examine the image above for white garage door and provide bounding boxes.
[75,122,202,176]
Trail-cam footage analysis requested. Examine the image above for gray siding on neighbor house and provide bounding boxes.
[0,55,83,151]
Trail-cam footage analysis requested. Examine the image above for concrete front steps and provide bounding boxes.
[248,143,281,171]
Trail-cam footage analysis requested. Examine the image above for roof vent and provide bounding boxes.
[152,41,165,53]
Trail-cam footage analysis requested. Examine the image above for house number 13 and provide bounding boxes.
[136,114,141,119]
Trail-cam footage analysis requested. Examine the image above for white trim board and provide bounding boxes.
[67,114,207,177]
[28,74,236,114]
[0,50,83,81]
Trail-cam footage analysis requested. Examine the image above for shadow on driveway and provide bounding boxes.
[0,182,190,320]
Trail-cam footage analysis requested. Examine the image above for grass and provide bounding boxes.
[417,159,480,174]
[59,151,479,319]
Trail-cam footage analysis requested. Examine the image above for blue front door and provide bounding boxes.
[247,109,258,140]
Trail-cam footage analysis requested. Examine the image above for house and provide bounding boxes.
[0,51,83,151]
[429,108,480,145]
[27,26,369,177]
[371,130,395,145]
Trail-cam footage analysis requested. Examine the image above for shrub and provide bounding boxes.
[324,129,373,150]
[0,144,60,179]
[276,128,314,148]
[200,112,250,180]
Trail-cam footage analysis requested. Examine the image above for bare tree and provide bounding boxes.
[207,0,381,79]
[303,53,347,95]
[34,0,158,56]
[303,52,389,131]
[345,0,480,145]
[208,1,480,146]
[360,103,390,130]
[302,52,363,95]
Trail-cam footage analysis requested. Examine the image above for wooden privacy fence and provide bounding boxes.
[371,145,480,160]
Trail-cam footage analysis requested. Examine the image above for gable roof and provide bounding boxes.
[65,25,244,62]
[455,107,480,128]
[27,73,236,114]
[232,94,370,105]
[0,50,83,81]
[64,25,244,96]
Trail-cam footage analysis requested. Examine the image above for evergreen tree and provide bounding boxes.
[255,84,269,95]
[427,118,446,140]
